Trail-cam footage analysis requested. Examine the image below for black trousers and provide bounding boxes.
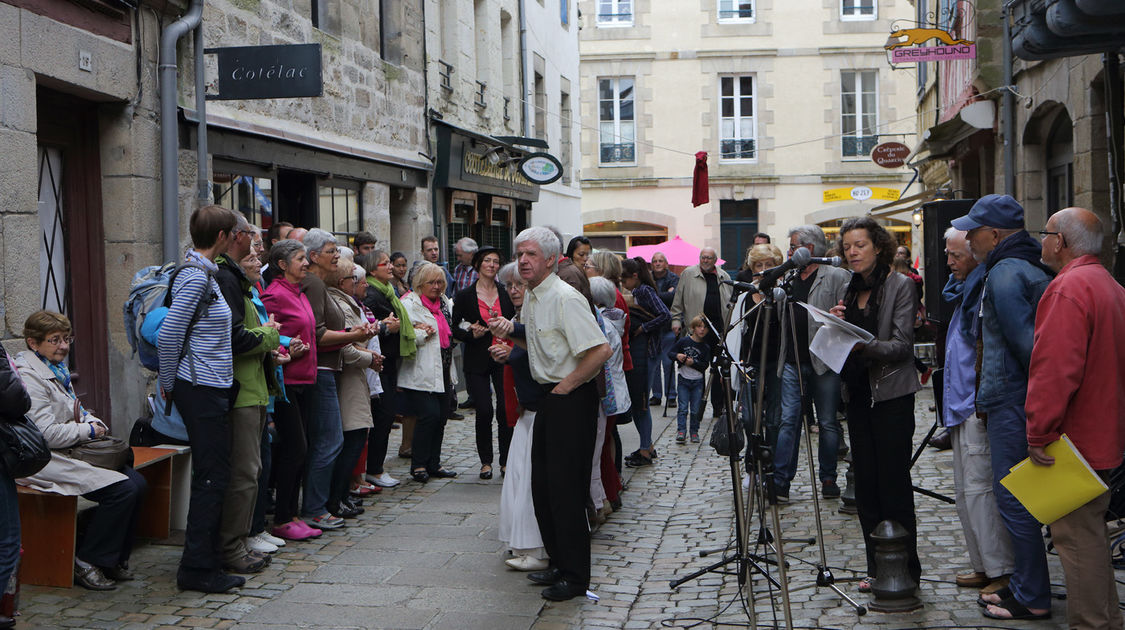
[366,393,396,475]
[329,428,368,508]
[79,467,147,568]
[173,379,234,572]
[847,391,921,581]
[271,384,312,524]
[531,380,599,588]
[467,364,512,468]
[406,389,447,473]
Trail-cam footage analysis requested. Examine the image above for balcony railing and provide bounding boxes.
[842,134,879,157]
[600,142,636,164]
[438,60,453,92]
[475,81,487,108]
[720,138,756,160]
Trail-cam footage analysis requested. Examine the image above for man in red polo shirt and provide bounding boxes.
[1025,207,1125,628]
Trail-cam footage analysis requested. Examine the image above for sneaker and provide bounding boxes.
[271,521,317,541]
[257,531,286,547]
[368,472,401,488]
[676,431,686,443]
[223,553,268,574]
[625,453,653,467]
[649,396,661,406]
[690,433,700,443]
[177,568,244,593]
[310,514,346,530]
[822,479,841,499]
[246,534,279,554]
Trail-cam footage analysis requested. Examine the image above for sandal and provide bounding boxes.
[411,469,429,483]
[978,585,1012,607]
[857,576,873,593]
[982,596,1051,621]
[480,465,493,480]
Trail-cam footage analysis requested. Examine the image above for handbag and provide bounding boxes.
[0,416,51,478]
[709,412,745,457]
[62,399,132,471]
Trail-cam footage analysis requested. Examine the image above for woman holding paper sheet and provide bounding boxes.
[830,216,922,594]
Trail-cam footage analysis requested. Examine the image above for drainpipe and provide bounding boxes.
[194,19,209,204]
[1002,4,1016,197]
[160,0,205,263]
[518,0,530,137]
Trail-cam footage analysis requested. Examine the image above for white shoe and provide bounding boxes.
[368,472,400,488]
[257,531,286,547]
[247,534,278,554]
[505,555,550,572]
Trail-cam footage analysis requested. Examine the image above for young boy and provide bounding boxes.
[668,315,712,443]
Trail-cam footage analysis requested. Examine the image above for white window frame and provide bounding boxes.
[840,0,877,21]
[718,0,755,23]
[598,76,637,167]
[841,70,879,159]
[718,75,757,163]
[596,0,633,28]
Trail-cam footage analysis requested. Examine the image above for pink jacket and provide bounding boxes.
[261,277,318,385]
[1026,255,1125,470]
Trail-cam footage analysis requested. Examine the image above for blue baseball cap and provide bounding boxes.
[950,194,1026,231]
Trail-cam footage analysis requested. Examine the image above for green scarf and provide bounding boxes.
[367,276,416,358]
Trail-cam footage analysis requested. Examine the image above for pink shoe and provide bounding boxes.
[295,520,322,538]
[271,521,316,541]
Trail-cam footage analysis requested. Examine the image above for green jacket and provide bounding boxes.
[216,255,281,409]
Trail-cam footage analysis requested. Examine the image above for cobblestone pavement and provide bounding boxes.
[12,385,1113,629]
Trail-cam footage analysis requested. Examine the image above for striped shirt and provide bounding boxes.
[452,264,478,293]
[157,250,233,393]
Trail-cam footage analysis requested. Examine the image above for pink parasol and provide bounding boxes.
[626,236,725,267]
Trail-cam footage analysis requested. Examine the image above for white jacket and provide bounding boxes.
[397,292,456,393]
[599,307,631,415]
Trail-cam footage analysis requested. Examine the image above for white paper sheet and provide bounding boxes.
[797,301,875,374]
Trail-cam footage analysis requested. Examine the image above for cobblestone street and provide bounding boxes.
[12,385,1106,629]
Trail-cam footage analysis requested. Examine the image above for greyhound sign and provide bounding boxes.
[884,26,975,63]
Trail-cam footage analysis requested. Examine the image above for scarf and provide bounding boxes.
[37,352,88,418]
[959,263,986,342]
[420,293,452,349]
[985,229,1055,276]
[843,263,890,335]
[367,276,416,358]
[941,274,965,305]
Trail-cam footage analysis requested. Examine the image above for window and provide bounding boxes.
[597,0,632,27]
[1045,113,1073,216]
[719,76,756,161]
[561,0,569,25]
[598,77,636,165]
[719,200,759,273]
[841,0,876,20]
[318,183,362,241]
[841,70,878,158]
[560,89,573,184]
[718,0,754,22]
[311,0,340,34]
[533,71,547,141]
[213,173,274,228]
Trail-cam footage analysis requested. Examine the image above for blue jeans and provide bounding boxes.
[0,472,18,589]
[649,330,677,400]
[303,370,344,518]
[774,363,841,495]
[676,377,704,433]
[987,405,1051,609]
[628,338,653,450]
[741,361,781,452]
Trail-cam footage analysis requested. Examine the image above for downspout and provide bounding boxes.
[1002,4,1016,196]
[518,0,529,136]
[160,0,204,263]
[194,19,209,205]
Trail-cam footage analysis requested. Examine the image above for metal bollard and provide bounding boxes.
[839,455,857,515]
[868,520,922,613]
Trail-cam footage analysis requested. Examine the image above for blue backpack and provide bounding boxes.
[123,262,214,371]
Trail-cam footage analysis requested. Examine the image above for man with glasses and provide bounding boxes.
[670,247,731,418]
[951,194,1054,622]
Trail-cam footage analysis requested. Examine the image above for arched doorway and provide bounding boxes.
[583,220,669,255]
[1045,112,1074,216]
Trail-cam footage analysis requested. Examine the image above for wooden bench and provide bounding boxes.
[16,445,192,588]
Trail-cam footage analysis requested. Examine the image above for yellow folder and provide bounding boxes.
[1000,434,1109,525]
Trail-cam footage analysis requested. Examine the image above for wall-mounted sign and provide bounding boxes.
[823,186,901,204]
[870,142,911,168]
[518,153,563,185]
[206,44,322,100]
[885,27,976,63]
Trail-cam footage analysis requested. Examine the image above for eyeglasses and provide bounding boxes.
[376,261,391,267]
[1037,230,1061,238]
[43,335,74,346]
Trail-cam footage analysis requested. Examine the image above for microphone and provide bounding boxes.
[756,246,812,285]
[807,255,842,267]
[721,279,758,292]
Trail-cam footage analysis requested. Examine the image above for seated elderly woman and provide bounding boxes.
[14,310,147,591]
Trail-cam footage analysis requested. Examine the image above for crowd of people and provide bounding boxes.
[0,195,1122,624]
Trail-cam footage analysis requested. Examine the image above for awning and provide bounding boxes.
[908,100,995,166]
[870,189,938,219]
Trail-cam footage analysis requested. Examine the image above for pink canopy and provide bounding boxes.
[626,236,725,267]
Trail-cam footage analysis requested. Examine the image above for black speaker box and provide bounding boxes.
[921,198,976,328]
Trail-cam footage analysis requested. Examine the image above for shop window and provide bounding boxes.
[719,199,759,273]
[583,219,667,255]
[841,0,876,20]
[597,0,632,27]
[842,70,878,158]
[446,191,478,261]
[598,77,636,166]
[718,0,754,22]
[213,172,275,228]
[318,182,362,242]
[720,76,756,161]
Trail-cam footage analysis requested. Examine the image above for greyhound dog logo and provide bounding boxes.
[884,27,972,50]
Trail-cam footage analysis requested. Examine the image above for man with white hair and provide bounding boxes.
[1022,208,1125,626]
[499,226,611,602]
[941,227,1013,598]
[452,237,480,293]
[670,247,731,418]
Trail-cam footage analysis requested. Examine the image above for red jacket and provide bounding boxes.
[1025,255,1125,470]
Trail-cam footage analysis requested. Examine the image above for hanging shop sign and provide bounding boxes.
[884,27,976,63]
[823,186,901,203]
[518,153,564,185]
[206,44,323,100]
[870,142,912,168]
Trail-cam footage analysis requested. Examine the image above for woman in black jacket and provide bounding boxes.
[451,247,515,480]
[0,343,31,629]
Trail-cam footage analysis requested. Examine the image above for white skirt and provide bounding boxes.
[499,409,545,557]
